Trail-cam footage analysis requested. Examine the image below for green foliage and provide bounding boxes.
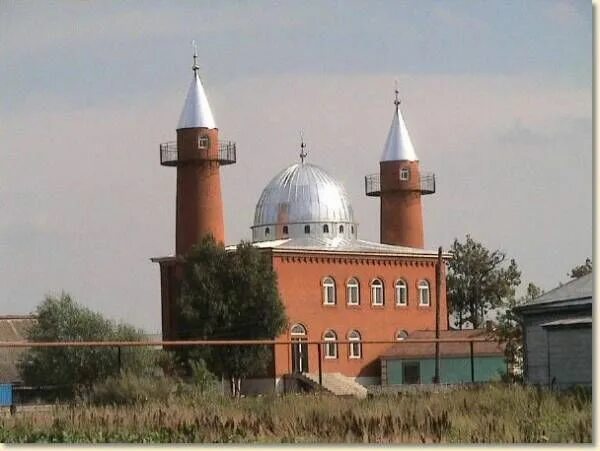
[493,282,543,380]
[18,293,153,391]
[447,235,521,329]
[176,236,287,388]
[87,372,175,405]
[568,258,592,279]
[0,386,592,443]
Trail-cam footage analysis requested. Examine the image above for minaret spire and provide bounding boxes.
[394,80,400,107]
[192,40,199,74]
[299,131,307,164]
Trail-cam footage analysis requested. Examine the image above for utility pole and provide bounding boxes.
[434,246,442,384]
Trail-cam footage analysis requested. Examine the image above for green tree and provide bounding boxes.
[493,282,543,381]
[176,236,287,397]
[18,293,152,393]
[447,235,521,329]
[569,258,592,279]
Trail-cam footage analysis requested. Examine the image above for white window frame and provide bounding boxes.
[323,330,338,359]
[290,323,307,336]
[418,280,431,306]
[371,279,384,306]
[400,167,410,181]
[323,277,336,305]
[395,279,408,306]
[198,136,209,150]
[348,330,362,359]
[347,278,360,306]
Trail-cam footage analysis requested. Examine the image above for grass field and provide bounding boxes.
[0,384,591,443]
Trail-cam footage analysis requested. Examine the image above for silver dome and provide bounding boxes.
[252,162,358,242]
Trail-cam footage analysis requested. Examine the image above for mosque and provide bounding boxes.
[152,54,453,392]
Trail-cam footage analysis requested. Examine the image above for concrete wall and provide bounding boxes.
[384,356,506,385]
[547,326,592,388]
[522,308,590,385]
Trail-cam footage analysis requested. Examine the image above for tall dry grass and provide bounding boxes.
[0,384,591,443]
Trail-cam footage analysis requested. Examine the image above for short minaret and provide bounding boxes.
[365,88,435,248]
[159,49,236,254]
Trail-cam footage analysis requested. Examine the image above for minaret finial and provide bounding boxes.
[192,40,199,74]
[394,79,400,107]
[299,131,307,164]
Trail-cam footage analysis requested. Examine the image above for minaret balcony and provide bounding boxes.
[364,172,435,196]
[159,140,237,166]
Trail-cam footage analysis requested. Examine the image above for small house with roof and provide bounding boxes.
[516,273,592,388]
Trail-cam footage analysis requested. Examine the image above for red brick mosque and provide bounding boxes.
[152,54,450,391]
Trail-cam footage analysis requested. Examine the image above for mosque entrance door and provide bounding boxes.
[290,324,309,373]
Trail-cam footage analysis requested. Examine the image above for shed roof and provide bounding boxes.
[516,273,592,312]
[0,315,35,383]
[381,329,505,360]
[541,316,592,328]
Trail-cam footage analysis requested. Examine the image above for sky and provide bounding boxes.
[0,1,592,333]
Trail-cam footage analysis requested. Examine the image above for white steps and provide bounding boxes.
[295,372,368,399]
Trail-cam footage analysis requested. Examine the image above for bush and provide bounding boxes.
[87,372,177,405]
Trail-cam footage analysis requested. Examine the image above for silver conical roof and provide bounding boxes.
[177,70,216,130]
[380,99,418,162]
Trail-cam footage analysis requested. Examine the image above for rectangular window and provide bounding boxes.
[325,342,337,359]
[349,342,361,359]
[324,285,335,305]
[348,285,359,305]
[396,286,407,306]
[400,168,410,181]
[402,361,420,384]
[198,136,209,149]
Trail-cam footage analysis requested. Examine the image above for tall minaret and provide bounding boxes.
[365,88,435,248]
[160,48,236,254]
[154,50,236,340]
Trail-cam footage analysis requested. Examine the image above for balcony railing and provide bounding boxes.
[365,172,436,196]
[159,140,237,166]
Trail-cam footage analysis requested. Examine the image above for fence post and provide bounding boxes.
[470,341,475,383]
[317,343,323,386]
[434,246,442,383]
[117,346,122,373]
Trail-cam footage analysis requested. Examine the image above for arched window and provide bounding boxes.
[323,330,338,359]
[323,224,329,234]
[418,280,430,306]
[323,277,336,305]
[265,227,270,237]
[400,167,410,181]
[304,225,310,234]
[395,279,408,306]
[339,225,344,233]
[348,330,362,359]
[371,279,384,306]
[290,323,307,336]
[395,329,409,341]
[347,278,360,305]
[283,225,289,235]
[351,226,355,234]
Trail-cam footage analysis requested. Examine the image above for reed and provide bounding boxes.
[0,384,591,443]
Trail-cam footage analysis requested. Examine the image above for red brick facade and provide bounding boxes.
[271,251,447,380]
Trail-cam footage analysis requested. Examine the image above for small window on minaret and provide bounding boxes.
[265,227,270,237]
[198,136,209,149]
[304,225,310,234]
[283,225,289,235]
[323,224,329,233]
[339,225,344,234]
[400,168,410,181]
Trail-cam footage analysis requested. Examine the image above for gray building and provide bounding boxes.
[516,273,592,388]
